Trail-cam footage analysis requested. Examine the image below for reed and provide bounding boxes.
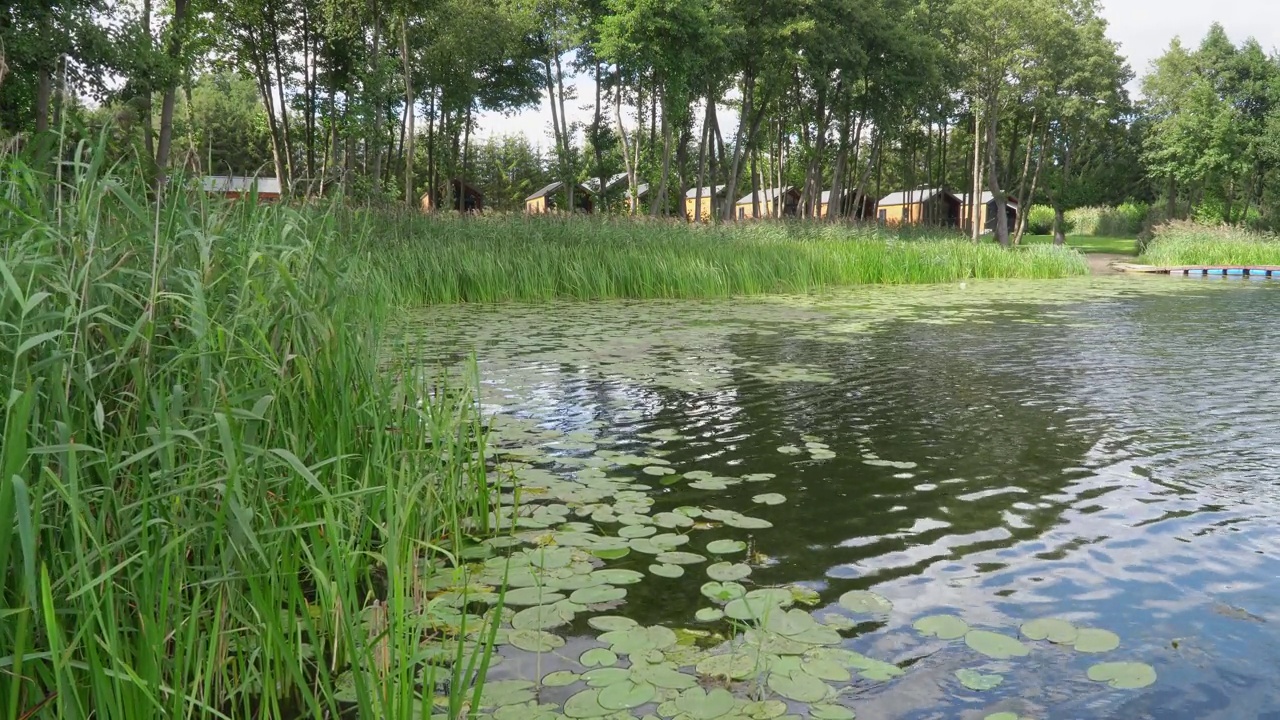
[338,211,1089,304]
[0,136,499,720]
[1139,221,1280,266]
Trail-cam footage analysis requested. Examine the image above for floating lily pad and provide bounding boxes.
[752,493,787,505]
[1073,628,1121,653]
[587,615,637,632]
[570,585,626,605]
[563,688,609,718]
[653,512,695,529]
[767,667,831,702]
[528,547,573,570]
[742,473,776,482]
[696,651,760,680]
[509,629,565,653]
[701,581,747,603]
[503,587,567,607]
[512,603,573,631]
[593,569,645,585]
[656,551,707,565]
[695,607,725,622]
[965,630,1030,659]
[810,704,856,720]
[642,465,676,476]
[777,446,803,455]
[581,648,619,668]
[675,686,736,719]
[706,539,747,555]
[619,524,657,539]
[541,670,581,687]
[590,546,630,560]
[600,625,678,656]
[857,659,904,681]
[955,668,1003,691]
[1021,617,1078,644]
[479,679,537,707]
[984,713,1023,720]
[802,657,852,683]
[598,678,657,710]
[1087,661,1157,689]
[582,667,630,687]
[706,562,752,582]
[838,590,893,614]
[650,563,685,578]
[723,513,773,529]
[913,614,969,640]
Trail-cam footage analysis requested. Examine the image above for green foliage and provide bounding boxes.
[1064,203,1148,237]
[1027,205,1055,235]
[1139,220,1280,266]
[0,137,498,719]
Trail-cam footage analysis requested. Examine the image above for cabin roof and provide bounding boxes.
[630,184,650,199]
[584,173,631,193]
[958,192,1018,207]
[686,185,727,199]
[820,189,873,204]
[202,175,281,195]
[877,187,958,206]
[526,181,564,201]
[735,186,797,205]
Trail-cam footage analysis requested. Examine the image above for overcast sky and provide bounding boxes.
[474,0,1280,148]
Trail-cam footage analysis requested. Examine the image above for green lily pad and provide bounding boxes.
[706,562,752,582]
[700,581,747,602]
[777,445,803,455]
[512,603,573,631]
[955,668,1003,691]
[570,585,626,605]
[509,629,566,653]
[655,551,706,565]
[857,659,904,681]
[684,471,714,480]
[752,493,787,505]
[1087,661,1157,689]
[599,625,678,656]
[619,524,657,539]
[598,678,657,710]
[541,670,581,687]
[810,704,856,720]
[594,569,645,585]
[1021,617,1078,644]
[723,513,773,529]
[590,547,630,560]
[632,663,698,689]
[587,615,638,632]
[984,713,1023,720]
[643,465,676,476]
[581,648,619,668]
[767,667,831,702]
[801,657,852,683]
[674,686,736,719]
[742,473,776,482]
[563,688,609,718]
[503,587,567,607]
[696,651,760,680]
[706,539,747,554]
[695,607,725,622]
[1073,628,1121,653]
[479,679,537,707]
[650,563,685,578]
[837,590,893,614]
[913,614,969,640]
[653,512,695,528]
[582,667,630,687]
[528,547,573,570]
[965,630,1030,659]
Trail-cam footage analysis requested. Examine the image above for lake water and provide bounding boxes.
[404,276,1280,720]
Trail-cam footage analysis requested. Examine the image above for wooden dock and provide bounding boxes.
[1115,263,1280,277]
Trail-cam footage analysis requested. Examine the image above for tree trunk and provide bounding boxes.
[652,84,672,217]
[400,16,414,205]
[828,108,851,221]
[694,97,709,222]
[269,7,294,191]
[985,93,1010,248]
[615,72,637,216]
[1053,206,1066,245]
[155,0,188,190]
[139,0,154,160]
[554,52,573,211]
[369,6,382,193]
[970,107,983,241]
[594,60,607,213]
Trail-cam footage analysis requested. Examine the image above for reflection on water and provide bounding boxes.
[403,277,1280,719]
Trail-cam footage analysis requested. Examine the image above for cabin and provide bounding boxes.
[202,175,282,201]
[818,189,876,220]
[875,187,962,227]
[685,185,728,222]
[524,181,594,214]
[958,192,1019,233]
[734,186,801,220]
[421,178,484,213]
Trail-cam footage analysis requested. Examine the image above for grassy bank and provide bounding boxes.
[1023,235,1139,255]
[1139,221,1280,266]
[342,213,1089,304]
[1,143,499,719]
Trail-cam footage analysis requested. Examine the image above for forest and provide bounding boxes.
[5,2,1280,240]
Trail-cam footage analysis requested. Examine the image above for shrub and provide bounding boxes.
[1139,220,1280,265]
[1026,205,1057,235]
[1064,203,1147,237]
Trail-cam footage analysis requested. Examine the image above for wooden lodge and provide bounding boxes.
[958,192,1019,233]
[818,189,876,220]
[202,175,282,201]
[421,178,484,213]
[524,181,593,214]
[875,187,962,227]
[685,185,728,222]
[734,186,801,220]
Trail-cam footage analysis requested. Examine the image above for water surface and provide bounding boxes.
[404,277,1280,720]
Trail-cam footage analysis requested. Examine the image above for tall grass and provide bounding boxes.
[337,212,1088,304]
[1,137,499,719]
[1139,220,1280,266]
[1026,203,1148,237]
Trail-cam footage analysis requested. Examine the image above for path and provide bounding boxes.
[1087,253,1131,275]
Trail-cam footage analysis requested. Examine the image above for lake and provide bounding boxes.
[403,276,1280,720]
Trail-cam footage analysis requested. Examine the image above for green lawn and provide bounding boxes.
[1023,235,1138,255]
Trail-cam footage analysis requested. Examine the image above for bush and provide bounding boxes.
[1139,220,1280,265]
[1027,205,1057,235]
[1064,203,1147,237]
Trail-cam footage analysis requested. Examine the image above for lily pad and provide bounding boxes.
[701,581,747,602]
[656,551,707,565]
[723,513,773,530]
[955,668,1003,691]
[581,648,619,668]
[582,667,630,687]
[587,615,638,632]
[570,585,626,605]
[528,547,573,570]
[619,524,657,539]
[509,629,566,653]
[650,563,685,578]
[512,603,573,631]
[674,687,736,719]
[777,446,804,455]
[706,562,752,582]
[913,614,969,640]
[643,465,676,476]
[541,670,581,687]
[598,678,657,710]
[600,625,678,656]
[965,630,1030,659]
[696,651,761,680]
[1087,661,1157,689]
[706,539,747,555]
[479,679,537,707]
[837,590,893,614]
[767,667,831,702]
[857,659,904,681]
[1021,617,1078,644]
[695,607,725,622]
[752,493,787,505]
[1073,628,1121,653]
[810,704,856,720]
[593,569,645,585]
[563,688,609,718]
[503,587,567,607]
[653,512,695,528]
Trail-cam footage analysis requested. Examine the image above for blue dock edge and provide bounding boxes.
[1116,264,1280,278]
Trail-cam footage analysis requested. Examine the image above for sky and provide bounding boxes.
[474,0,1280,148]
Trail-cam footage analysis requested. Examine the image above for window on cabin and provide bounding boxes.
[878,209,887,223]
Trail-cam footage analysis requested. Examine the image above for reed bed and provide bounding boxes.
[339,212,1089,304]
[1139,221,1280,266]
[1,139,499,720]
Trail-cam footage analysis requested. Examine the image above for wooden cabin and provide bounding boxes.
[202,175,282,201]
[875,187,962,227]
[818,189,876,220]
[524,181,593,214]
[734,186,801,220]
[958,192,1019,233]
[685,185,728,222]
[421,178,484,213]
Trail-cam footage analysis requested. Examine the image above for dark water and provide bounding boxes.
[408,278,1280,719]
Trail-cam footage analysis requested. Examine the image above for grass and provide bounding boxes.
[342,212,1089,304]
[1139,220,1280,266]
[1023,235,1139,255]
[1,136,502,720]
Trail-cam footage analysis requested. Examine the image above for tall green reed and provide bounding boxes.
[1140,220,1280,266]
[1,134,499,719]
